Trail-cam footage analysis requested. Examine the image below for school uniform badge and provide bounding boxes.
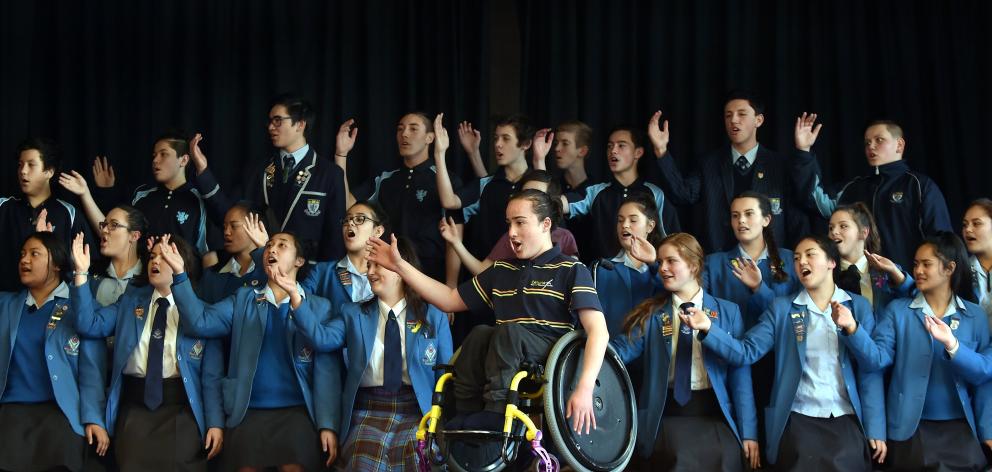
[176,211,190,224]
[264,163,276,188]
[891,192,904,204]
[950,319,960,330]
[791,311,806,342]
[189,340,204,360]
[298,347,313,363]
[757,171,765,179]
[48,304,67,329]
[295,170,311,186]
[134,306,145,320]
[304,198,321,217]
[416,189,427,202]
[64,335,80,356]
[661,313,673,337]
[423,341,437,366]
[704,308,718,319]
[769,197,782,215]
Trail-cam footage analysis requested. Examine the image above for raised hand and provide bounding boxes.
[925,315,958,351]
[532,128,554,169]
[438,216,463,244]
[629,235,657,265]
[794,112,822,152]
[433,113,450,158]
[92,156,115,188]
[269,264,298,294]
[647,110,671,157]
[830,301,857,334]
[335,119,358,157]
[34,208,53,232]
[457,121,481,154]
[679,306,711,332]
[243,213,269,248]
[367,234,403,273]
[158,234,185,274]
[731,257,762,291]
[71,232,91,274]
[865,250,905,284]
[58,170,91,196]
[189,133,209,174]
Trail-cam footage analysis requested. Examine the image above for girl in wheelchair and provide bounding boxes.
[289,235,453,470]
[611,232,760,471]
[368,189,609,435]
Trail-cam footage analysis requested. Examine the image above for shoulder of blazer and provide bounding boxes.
[959,299,985,319]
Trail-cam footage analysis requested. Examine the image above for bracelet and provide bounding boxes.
[335,153,347,158]
[73,271,89,277]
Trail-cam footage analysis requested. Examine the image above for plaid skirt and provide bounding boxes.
[337,386,422,471]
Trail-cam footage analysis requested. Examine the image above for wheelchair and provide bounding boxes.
[415,330,638,472]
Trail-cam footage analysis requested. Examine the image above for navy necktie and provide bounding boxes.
[282,155,295,183]
[735,155,750,175]
[145,297,170,410]
[673,301,695,406]
[383,310,402,392]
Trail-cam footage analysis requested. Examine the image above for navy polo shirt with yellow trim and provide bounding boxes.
[457,245,602,336]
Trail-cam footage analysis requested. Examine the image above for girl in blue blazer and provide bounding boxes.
[962,198,992,318]
[843,232,992,470]
[292,236,452,470]
[829,202,914,311]
[0,232,108,471]
[611,232,759,471]
[164,231,341,471]
[198,202,267,303]
[70,232,225,470]
[83,204,148,306]
[301,200,388,307]
[685,234,886,470]
[593,194,663,338]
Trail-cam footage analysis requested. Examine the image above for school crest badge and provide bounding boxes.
[769,197,782,215]
[661,313,673,337]
[298,347,313,363]
[891,192,904,204]
[64,335,80,355]
[48,304,67,329]
[189,340,204,360]
[176,211,189,224]
[416,189,427,202]
[295,170,311,186]
[304,198,321,217]
[791,311,806,343]
[423,341,437,366]
[950,319,960,331]
[264,163,276,189]
[757,171,765,180]
[134,306,145,320]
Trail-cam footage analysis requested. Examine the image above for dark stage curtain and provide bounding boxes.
[0,0,488,201]
[518,0,992,228]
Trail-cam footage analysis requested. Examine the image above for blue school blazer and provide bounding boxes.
[845,297,992,441]
[0,291,106,435]
[170,273,342,432]
[292,299,453,440]
[702,248,799,328]
[610,294,756,457]
[592,259,662,338]
[700,291,885,463]
[70,281,224,438]
[301,260,358,308]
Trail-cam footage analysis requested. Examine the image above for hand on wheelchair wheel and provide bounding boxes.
[565,384,597,435]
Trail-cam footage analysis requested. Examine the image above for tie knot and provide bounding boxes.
[282,155,295,169]
[735,155,750,171]
[679,302,695,314]
[156,297,171,311]
[388,310,397,321]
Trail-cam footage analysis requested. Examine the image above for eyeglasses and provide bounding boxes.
[340,215,378,226]
[99,221,130,232]
[268,115,293,127]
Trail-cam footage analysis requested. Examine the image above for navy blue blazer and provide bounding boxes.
[0,291,107,434]
[70,282,224,438]
[700,291,885,463]
[171,273,342,432]
[610,294,757,457]
[702,248,799,328]
[291,299,453,440]
[845,297,992,441]
[592,259,661,338]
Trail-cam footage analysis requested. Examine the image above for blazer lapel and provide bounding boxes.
[790,302,809,368]
[279,149,317,231]
[360,302,378,365]
[720,150,735,204]
[7,292,25,350]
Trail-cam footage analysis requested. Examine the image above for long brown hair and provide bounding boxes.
[833,202,882,255]
[362,236,429,330]
[622,233,704,338]
[734,191,787,282]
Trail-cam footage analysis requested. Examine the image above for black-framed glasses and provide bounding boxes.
[340,215,378,226]
[268,115,293,127]
[98,221,130,232]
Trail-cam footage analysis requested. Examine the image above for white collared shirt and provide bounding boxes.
[909,292,965,318]
[95,260,143,306]
[360,299,412,388]
[737,244,769,263]
[611,251,649,273]
[668,289,711,390]
[218,256,255,276]
[731,143,760,168]
[280,144,310,169]
[124,290,181,379]
[840,255,873,306]
[970,256,992,321]
[791,287,855,417]
[25,281,70,309]
[338,257,373,303]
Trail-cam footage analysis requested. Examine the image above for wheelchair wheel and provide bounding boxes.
[543,330,637,472]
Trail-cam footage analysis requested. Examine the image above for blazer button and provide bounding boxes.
[183,377,188,382]
[177,355,182,360]
[52,375,58,381]
[47,355,54,361]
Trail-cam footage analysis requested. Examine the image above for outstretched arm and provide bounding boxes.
[367,234,467,313]
[434,114,464,210]
[332,118,359,208]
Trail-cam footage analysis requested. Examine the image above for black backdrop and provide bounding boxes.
[1,0,990,232]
